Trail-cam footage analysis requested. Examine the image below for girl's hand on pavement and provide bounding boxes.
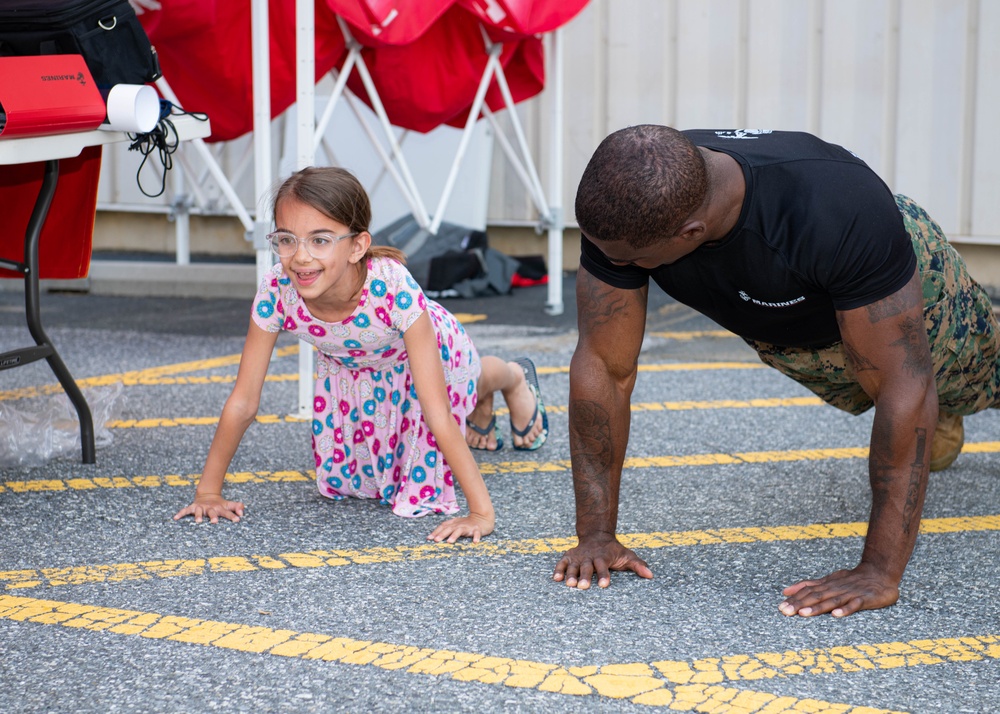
[173,494,245,524]
[427,512,495,543]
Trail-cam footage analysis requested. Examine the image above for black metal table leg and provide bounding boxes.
[0,159,96,463]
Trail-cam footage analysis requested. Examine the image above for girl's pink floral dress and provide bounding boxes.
[251,256,481,517]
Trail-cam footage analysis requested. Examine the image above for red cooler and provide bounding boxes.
[0,144,102,280]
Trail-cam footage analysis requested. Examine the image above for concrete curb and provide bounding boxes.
[0,260,258,299]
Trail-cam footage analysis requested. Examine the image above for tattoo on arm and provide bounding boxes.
[891,316,933,378]
[868,413,895,526]
[869,413,928,538]
[865,288,921,324]
[569,399,614,519]
[578,275,647,332]
[903,427,928,534]
[842,339,879,373]
[835,312,880,374]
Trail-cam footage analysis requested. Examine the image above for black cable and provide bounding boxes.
[126,99,208,198]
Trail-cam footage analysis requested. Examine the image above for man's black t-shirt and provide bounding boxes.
[580,129,917,348]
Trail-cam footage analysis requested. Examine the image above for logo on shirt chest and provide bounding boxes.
[739,290,806,308]
[715,129,773,140]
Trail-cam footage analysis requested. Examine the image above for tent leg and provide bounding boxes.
[546,28,565,316]
[337,16,431,230]
[251,0,275,291]
[171,167,190,265]
[296,0,316,420]
[155,77,255,234]
[429,45,502,235]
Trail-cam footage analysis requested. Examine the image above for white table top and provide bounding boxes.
[0,113,212,165]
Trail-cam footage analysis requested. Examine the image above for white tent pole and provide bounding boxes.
[428,44,503,235]
[295,2,315,172]
[314,44,427,221]
[352,53,432,229]
[173,152,211,207]
[251,0,273,289]
[295,0,316,419]
[226,142,255,196]
[490,50,549,217]
[481,106,548,215]
[343,93,426,221]
[545,28,565,316]
[171,166,190,264]
[369,130,411,195]
[337,17,431,229]
[155,77,255,233]
[313,52,358,151]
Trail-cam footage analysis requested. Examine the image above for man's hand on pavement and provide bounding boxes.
[553,536,654,589]
[779,562,900,617]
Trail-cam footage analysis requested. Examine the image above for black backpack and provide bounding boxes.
[0,0,160,91]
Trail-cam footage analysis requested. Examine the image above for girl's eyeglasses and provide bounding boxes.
[266,231,357,259]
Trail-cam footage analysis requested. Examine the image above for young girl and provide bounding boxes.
[174,167,548,542]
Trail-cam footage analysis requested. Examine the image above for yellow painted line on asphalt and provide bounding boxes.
[98,374,301,387]
[96,361,764,382]
[102,396,824,429]
[0,351,762,398]
[0,470,302,493]
[637,361,764,371]
[535,362,765,376]
[52,361,764,388]
[106,414,309,429]
[0,346,302,401]
[477,447,872,475]
[2,515,997,592]
[0,594,907,712]
[630,396,823,411]
[0,470,311,494]
[651,634,1000,686]
[649,330,737,340]
[9,441,1000,495]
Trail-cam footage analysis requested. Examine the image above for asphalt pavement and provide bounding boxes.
[1,273,999,713]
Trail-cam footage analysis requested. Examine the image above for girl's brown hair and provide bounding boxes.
[272,167,406,264]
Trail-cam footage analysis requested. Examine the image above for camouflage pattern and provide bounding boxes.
[746,194,1000,416]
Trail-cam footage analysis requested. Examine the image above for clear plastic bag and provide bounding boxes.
[0,382,125,467]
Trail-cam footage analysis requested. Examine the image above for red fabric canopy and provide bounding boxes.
[459,0,589,36]
[139,0,588,141]
[139,1,344,142]
[340,4,546,134]
[326,0,453,46]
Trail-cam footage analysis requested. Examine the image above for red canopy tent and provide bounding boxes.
[140,0,584,140]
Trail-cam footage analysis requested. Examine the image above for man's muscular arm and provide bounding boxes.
[553,267,653,589]
[780,268,937,616]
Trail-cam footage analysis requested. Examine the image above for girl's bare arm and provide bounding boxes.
[403,311,495,542]
[174,322,279,523]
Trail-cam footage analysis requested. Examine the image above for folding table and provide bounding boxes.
[0,114,211,463]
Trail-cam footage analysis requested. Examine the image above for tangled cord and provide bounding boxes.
[126,99,208,198]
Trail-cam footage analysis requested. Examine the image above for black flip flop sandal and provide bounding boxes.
[511,357,548,451]
[466,412,504,451]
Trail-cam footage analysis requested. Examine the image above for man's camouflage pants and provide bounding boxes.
[746,195,1000,416]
